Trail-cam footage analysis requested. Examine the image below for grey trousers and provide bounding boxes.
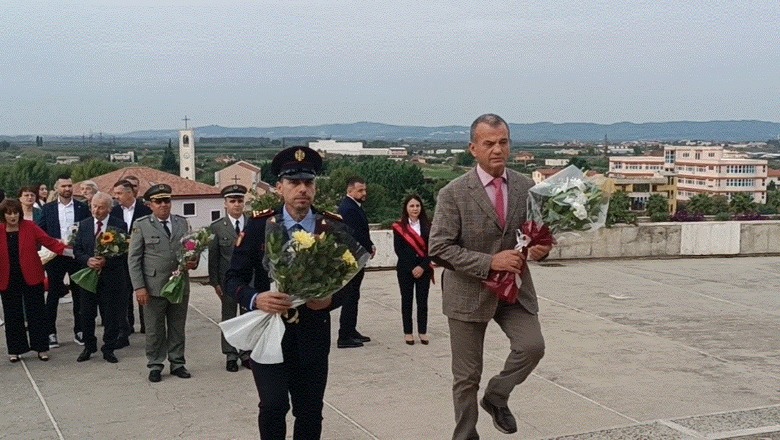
[448,302,545,440]
[220,292,246,361]
[144,294,189,371]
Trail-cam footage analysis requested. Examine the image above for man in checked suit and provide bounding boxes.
[37,176,91,349]
[429,114,553,440]
[72,192,127,364]
[208,184,250,372]
[128,184,197,383]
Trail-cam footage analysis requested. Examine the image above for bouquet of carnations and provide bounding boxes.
[160,228,213,304]
[484,165,609,304]
[71,227,130,293]
[220,221,370,364]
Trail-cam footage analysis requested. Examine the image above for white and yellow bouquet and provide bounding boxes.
[71,227,130,293]
[220,220,369,364]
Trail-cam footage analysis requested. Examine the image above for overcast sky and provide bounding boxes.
[1,1,778,135]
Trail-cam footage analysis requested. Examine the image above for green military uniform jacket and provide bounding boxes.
[128,214,191,297]
[208,213,247,290]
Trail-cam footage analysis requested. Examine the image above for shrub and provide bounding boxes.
[650,212,669,222]
[734,213,764,221]
[714,212,731,221]
[670,211,705,222]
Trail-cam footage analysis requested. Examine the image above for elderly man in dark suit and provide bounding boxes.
[111,179,152,343]
[72,192,128,363]
[37,176,91,349]
[336,176,376,348]
[429,114,553,440]
[208,184,250,372]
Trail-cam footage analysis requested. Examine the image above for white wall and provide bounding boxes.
[171,197,224,231]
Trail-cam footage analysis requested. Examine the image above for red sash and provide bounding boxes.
[392,222,428,259]
[392,221,435,283]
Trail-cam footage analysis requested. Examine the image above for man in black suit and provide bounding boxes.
[37,176,91,349]
[336,176,376,348]
[73,192,128,363]
[111,179,152,341]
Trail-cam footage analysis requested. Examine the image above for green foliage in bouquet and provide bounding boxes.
[540,183,605,235]
[265,229,360,300]
[160,228,213,304]
[71,227,130,293]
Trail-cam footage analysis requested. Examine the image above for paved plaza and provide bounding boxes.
[1,256,779,439]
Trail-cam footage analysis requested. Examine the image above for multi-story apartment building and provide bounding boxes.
[610,146,767,204]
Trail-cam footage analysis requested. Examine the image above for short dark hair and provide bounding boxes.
[113,179,134,190]
[0,198,22,220]
[17,186,37,197]
[470,113,510,143]
[346,176,365,189]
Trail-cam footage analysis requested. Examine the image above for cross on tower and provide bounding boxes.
[183,115,190,129]
[231,175,241,184]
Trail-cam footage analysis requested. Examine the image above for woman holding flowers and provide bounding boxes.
[0,198,65,362]
[392,194,433,345]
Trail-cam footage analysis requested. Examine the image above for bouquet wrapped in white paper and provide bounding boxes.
[219,222,370,364]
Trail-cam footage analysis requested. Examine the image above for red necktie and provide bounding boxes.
[492,177,505,228]
[95,221,103,238]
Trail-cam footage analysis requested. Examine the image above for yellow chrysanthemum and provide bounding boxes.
[291,230,316,249]
[341,250,357,267]
[99,231,115,245]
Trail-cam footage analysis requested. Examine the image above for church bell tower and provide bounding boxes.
[179,116,196,180]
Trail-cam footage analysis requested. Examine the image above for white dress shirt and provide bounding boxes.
[122,200,136,229]
[58,198,75,240]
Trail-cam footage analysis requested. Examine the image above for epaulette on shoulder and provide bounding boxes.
[252,209,275,219]
[322,211,343,221]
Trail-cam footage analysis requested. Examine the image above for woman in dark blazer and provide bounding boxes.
[392,194,433,345]
[0,199,65,362]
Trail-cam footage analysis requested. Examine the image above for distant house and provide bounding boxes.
[56,156,80,164]
[109,152,135,162]
[388,147,408,157]
[544,158,569,167]
[532,168,562,184]
[768,168,780,187]
[514,152,534,164]
[214,161,271,195]
[75,166,223,230]
[309,139,388,156]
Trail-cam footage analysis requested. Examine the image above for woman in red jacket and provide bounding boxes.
[0,199,65,362]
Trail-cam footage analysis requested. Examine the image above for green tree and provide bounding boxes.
[710,195,729,215]
[606,191,637,226]
[729,193,757,215]
[567,157,589,170]
[686,194,712,215]
[0,140,10,150]
[71,160,119,182]
[646,194,669,217]
[160,139,178,173]
[768,180,777,191]
[1,158,51,191]
[767,190,780,210]
[455,152,474,167]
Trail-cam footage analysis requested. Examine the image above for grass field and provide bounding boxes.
[419,163,467,181]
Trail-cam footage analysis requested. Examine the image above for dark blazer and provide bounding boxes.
[0,220,65,290]
[36,199,90,239]
[110,200,152,231]
[393,221,432,274]
[338,196,373,252]
[73,216,129,274]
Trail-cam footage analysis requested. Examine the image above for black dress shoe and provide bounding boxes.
[479,397,518,434]
[171,366,192,378]
[226,360,239,372]
[337,338,364,348]
[352,332,371,343]
[115,338,130,350]
[77,348,96,362]
[241,358,252,370]
[148,370,162,383]
[103,352,118,363]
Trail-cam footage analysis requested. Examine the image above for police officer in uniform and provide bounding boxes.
[208,184,250,372]
[127,184,197,383]
[225,146,351,440]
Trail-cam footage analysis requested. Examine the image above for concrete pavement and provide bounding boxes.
[1,256,779,439]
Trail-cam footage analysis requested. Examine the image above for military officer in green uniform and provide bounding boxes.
[128,184,197,383]
[208,183,251,372]
[225,146,356,439]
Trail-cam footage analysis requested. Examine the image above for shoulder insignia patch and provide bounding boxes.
[252,209,275,219]
[235,231,245,248]
[322,211,342,221]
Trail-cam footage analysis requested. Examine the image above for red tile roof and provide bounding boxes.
[767,168,780,177]
[76,166,221,198]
